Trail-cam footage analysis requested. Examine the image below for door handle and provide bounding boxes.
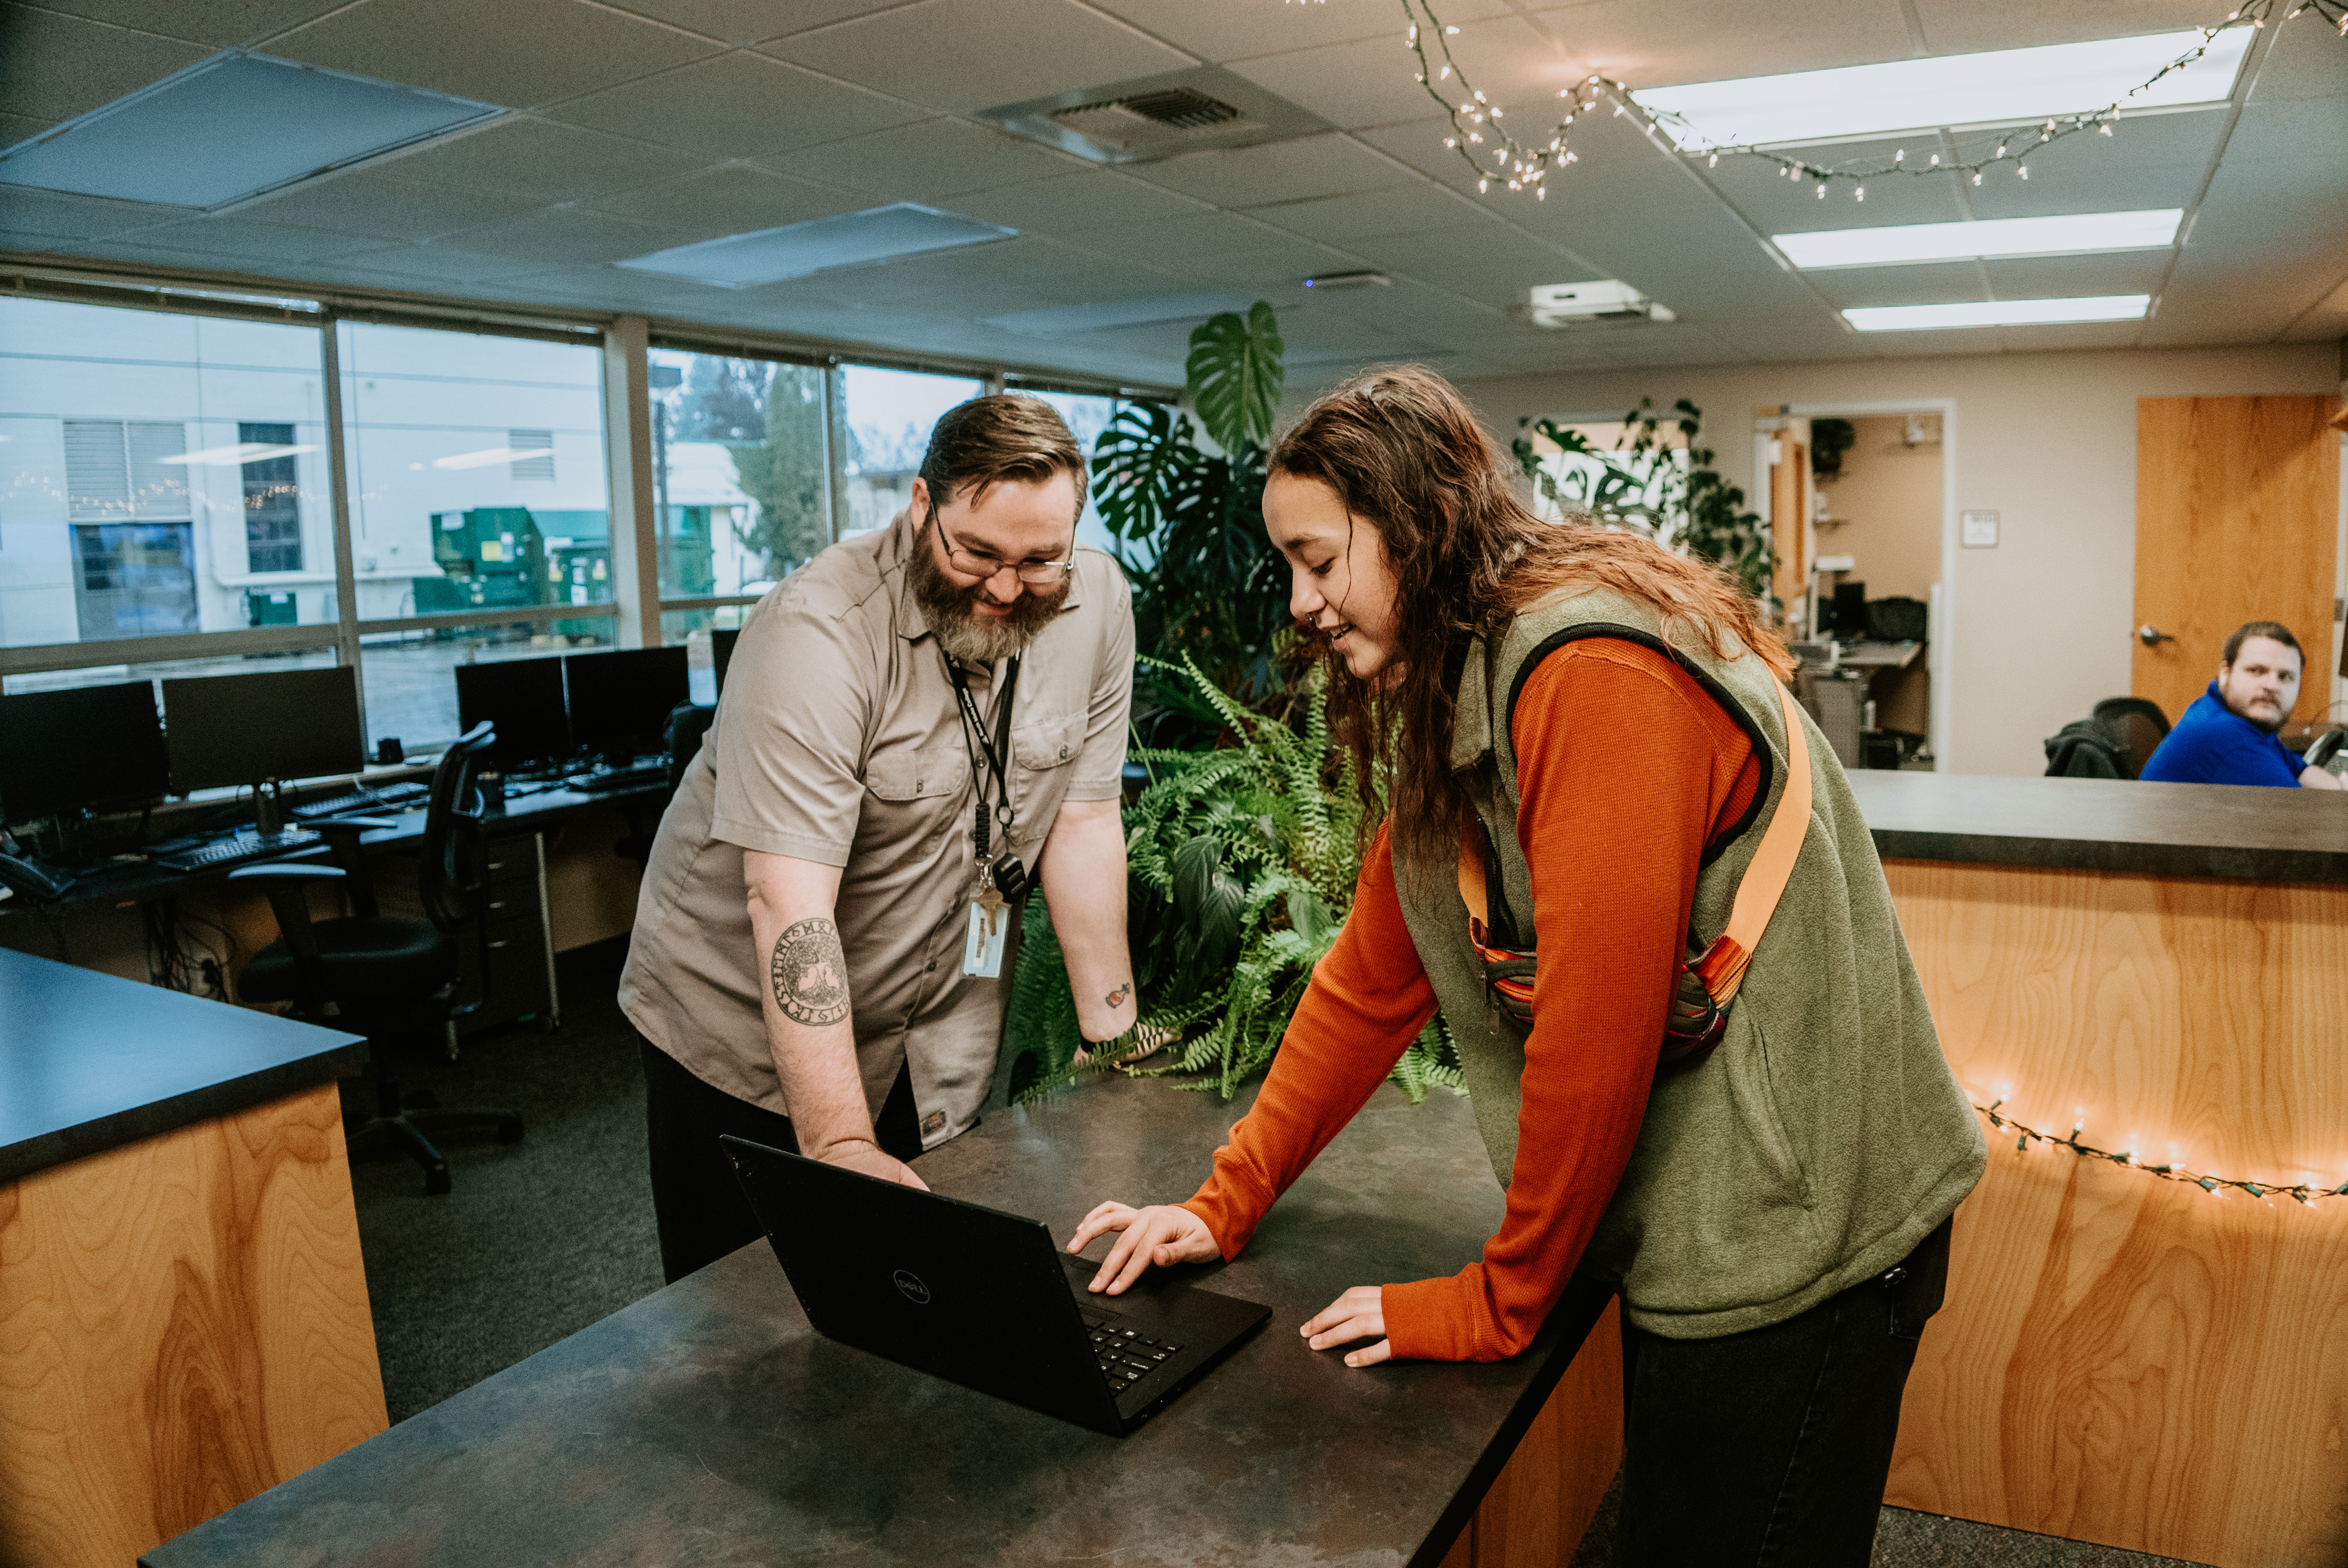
[2138,624,2175,647]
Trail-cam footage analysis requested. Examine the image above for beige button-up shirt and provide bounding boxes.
[620,510,1133,1148]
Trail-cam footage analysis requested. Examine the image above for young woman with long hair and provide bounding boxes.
[1067,366,1985,1564]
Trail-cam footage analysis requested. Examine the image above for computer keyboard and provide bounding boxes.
[1082,1311,1180,1394]
[155,828,322,873]
[571,764,668,794]
[291,780,431,820]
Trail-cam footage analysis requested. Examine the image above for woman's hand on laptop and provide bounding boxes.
[816,1137,929,1191]
[1067,1201,1218,1294]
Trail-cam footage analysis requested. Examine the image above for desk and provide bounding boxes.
[1852,773,2348,1568]
[0,948,384,1568]
[145,1074,1623,1568]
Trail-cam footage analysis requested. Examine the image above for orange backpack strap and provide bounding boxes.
[1458,678,1813,1045]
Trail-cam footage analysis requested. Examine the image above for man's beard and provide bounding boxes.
[909,532,1068,664]
[2220,674,2288,734]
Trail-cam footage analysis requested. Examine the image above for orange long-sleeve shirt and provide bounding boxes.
[1180,637,1760,1360]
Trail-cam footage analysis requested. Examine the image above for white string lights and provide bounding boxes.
[1374,0,2347,200]
[1977,1095,2348,1209]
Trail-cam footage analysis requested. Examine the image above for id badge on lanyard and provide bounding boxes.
[946,651,1022,978]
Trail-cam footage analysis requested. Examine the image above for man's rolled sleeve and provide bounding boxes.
[709,599,871,866]
[1066,558,1135,802]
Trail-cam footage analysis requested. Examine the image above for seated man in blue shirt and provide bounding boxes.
[2140,621,2344,790]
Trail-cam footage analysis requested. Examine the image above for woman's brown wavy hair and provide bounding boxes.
[1267,364,1794,875]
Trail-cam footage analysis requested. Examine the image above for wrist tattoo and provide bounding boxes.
[773,917,851,1027]
[1105,982,1131,1009]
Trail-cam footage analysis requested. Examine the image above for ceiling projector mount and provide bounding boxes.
[1518,280,1676,327]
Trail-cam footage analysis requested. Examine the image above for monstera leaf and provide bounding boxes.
[1186,302,1284,455]
[1090,399,1198,554]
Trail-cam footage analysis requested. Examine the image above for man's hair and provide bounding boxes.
[2222,620,2301,667]
[916,394,1087,518]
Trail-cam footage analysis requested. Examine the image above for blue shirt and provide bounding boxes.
[2139,681,2305,787]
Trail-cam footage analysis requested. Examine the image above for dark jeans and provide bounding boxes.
[640,1034,923,1285]
[1616,1215,1953,1567]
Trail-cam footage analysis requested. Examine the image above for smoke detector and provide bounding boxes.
[977,66,1331,166]
[1521,280,1675,327]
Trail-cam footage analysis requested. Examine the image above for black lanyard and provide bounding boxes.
[942,651,1020,859]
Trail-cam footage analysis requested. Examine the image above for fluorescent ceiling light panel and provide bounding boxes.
[985,293,1250,336]
[0,51,501,209]
[1843,295,2150,331]
[617,204,1018,288]
[1775,209,2182,269]
[1633,30,2249,149]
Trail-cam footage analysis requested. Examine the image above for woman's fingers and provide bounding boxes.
[1301,1285,1389,1366]
[1065,1200,1137,1254]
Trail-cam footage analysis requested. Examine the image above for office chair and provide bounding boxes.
[2090,697,2171,780]
[232,722,523,1195]
[665,701,716,795]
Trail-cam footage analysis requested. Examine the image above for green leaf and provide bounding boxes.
[1285,887,1336,950]
[1171,832,1222,918]
[1186,302,1284,455]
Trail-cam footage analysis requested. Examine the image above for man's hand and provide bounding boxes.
[811,1136,929,1190]
[1301,1286,1391,1368]
[1066,1201,1219,1293]
[2299,764,2345,791]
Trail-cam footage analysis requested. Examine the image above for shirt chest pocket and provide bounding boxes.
[864,741,967,803]
[1007,713,1085,842]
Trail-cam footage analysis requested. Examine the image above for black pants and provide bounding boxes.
[640,1034,923,1285]
[1613,1215,1951,1567]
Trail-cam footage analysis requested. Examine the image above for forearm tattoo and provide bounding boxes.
[1105,982,1131,1009]
[772,917,851,1027]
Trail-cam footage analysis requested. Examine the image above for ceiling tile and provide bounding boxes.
[587,166,866,244]
[123,214,377,262]
[1803,260,1989,308]
[1131,132,1417,208]
[1247,182,1485,244]
[364,117,711,205]
[1526,0,1917,89]
[760,0,1193,117]
[1981,250,2170,296]
[948,170,1212,234]
[1089,0,1512,64]
[542,51,925,159]
[596,0,905,47]
[269,0,722,109]
[307,241,568,283]
[2250,13,2348,104]
[25,1,350,48]
[1229,16,1571,132]
[432,205,676,265]
[1341,225,1584,303]
[765,118,1088,200]
[0,111,52,143]
[0,184,174,240]
[1907,0,2221,55]
[235,169,533,241]
[0,4,209,123]
[1706,136,1975,234]
[1059,211,1359,290]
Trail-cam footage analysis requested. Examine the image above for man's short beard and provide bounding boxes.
[910,525,1068,664]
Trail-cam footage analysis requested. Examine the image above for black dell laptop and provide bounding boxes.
[722,1136,1270,1437]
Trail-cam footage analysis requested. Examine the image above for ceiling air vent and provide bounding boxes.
[979,66,1330,166]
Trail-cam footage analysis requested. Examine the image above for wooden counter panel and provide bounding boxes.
[1466,1297,1624,1568]
[0,1081,388,1568]
[1880,859,2348,1568]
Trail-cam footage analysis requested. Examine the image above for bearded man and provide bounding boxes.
[622,395,1139,1281]
[2139,620,2345,791]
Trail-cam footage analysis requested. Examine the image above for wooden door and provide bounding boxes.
[2133,396,2339,724]
[1769,439,1808,625]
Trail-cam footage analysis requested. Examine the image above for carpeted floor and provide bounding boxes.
[348,936,2212,1568]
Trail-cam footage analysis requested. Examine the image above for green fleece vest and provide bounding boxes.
[1394,586,1985,1339]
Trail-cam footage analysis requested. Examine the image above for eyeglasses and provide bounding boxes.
[926,507,1074,586]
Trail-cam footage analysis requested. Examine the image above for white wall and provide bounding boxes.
[1443,344,2339,777]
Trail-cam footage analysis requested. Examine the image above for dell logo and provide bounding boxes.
[892,1269,931,1304]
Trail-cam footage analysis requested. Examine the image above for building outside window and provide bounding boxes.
[840,365,982,537]
[239,420,305,581]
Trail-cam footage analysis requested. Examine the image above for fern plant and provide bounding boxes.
[1006,656,1463,1104]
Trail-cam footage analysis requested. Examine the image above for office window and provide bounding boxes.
[648,349,829,600]
[0,297,333,650]
[1,646,338,698]
[840,365,982,538]
[358,618,615,755]
[337,321,611,623]
[1017,389,1130,560]
[240,420,305,574]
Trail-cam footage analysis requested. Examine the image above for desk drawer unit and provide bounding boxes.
[459,831,559,1036]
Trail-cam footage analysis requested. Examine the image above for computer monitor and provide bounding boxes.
[564,647,689,767]
[162,666,367,795]
[456,657,570,772]
[712,628,740,695]
[0,680,170,826]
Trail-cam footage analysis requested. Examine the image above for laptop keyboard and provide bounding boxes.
[1080,1311,1182,1395]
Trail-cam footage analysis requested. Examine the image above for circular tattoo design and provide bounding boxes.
[772,917,850,1027]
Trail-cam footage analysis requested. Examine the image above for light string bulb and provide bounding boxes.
[1976,1095,2348,1208]
[1389,0,2346,199]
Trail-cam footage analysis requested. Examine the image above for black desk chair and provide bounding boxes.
[2091,697,2171,780]
[233,722,523,1195]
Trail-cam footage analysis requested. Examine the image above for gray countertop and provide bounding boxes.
[0,947,367,1185]
[1847,771,2348,881]
[146,1073,1605,1568]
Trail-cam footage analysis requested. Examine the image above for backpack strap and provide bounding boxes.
[1456,678,1814,1041]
